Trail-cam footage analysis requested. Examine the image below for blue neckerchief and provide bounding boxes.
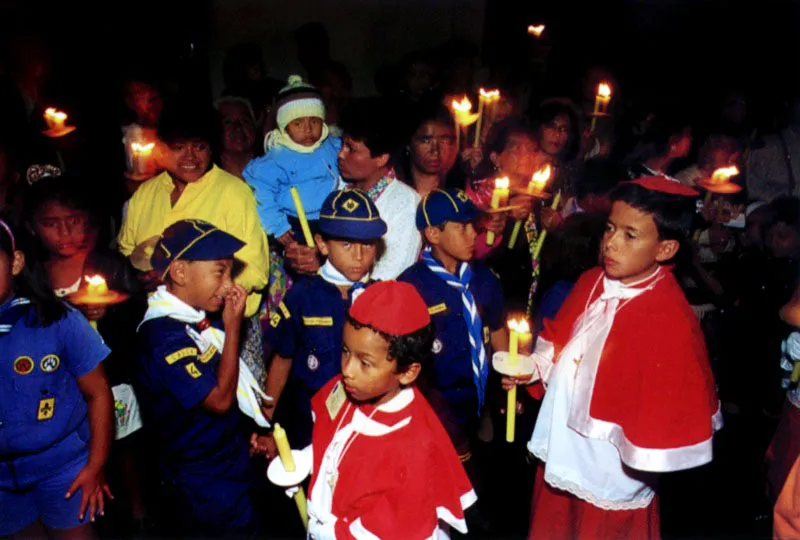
[0,295,32,335]
[421,248,488,414]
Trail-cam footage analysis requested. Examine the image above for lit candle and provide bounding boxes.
[474,89,500,148]
[590,82,612,133]
[506,318,532,442]
[486,177,510,246]
[44,107,68,132]
[273,423,309,528]
[85,275,109,297]
[130,141,156,176]
[451,96,479,151]
[289,187,315,248]
[508,165,553,249]
[704,166,740,203]
[532,191,562,260]
[527,24,546,37]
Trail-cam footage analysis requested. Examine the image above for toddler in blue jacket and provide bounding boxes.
[244,75,341,246]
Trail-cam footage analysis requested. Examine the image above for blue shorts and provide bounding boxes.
[0,451,90,535]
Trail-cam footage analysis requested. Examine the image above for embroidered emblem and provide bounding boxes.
[278,302,291,319]
[13,356,34,375]
[432,339,443,354]
[270,312,281,328]
[185,362,202,379]
[166,347,197,365]
[342,199,359,213]
[456,190,470,202]
[325,381,346,419]
[428,303,447,315]
[115,399,130,427]
[37,397,55,421]
[307,354,319,371]
[198,346,217,364]
[40,354,60,373]
[303,316,333,326]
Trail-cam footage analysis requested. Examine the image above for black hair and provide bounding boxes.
[405,101,455,142]
[339,99,402,158]
[541,212,607,284]
[532,101,581,161]
[576,159,624,201]
[609,182,696,241]
[765,196,800,232]
[638,110,693,159]
[157,99,221,155]
[487,121,537,158]
[0,215,67,326]
[346,315,435,374]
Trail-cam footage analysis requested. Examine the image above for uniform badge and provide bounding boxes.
[342,199,359,213]
[13,356,34,375]
[270,312,281,328]
[185,362,203,379]
[307,354,319,371]
[37,397,55,421]
[456,190,470,202]
[40,354,60,373]
[325,381,346,420]
[432,339,443,354]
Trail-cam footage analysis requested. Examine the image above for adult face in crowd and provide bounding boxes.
[158,104,218,193]
[405,108,458,197]
[216,97,257,179]
[535,101,580,163]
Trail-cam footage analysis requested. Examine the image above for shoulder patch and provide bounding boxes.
[185,362,202,379]
[428,303,448,315]
[279,302,291,319]
[198,346,218,364]
[303,316,334,327]
[270,312,282,328]
[165,347,197,365]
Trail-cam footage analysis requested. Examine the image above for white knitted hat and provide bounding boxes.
[275,74,325,130]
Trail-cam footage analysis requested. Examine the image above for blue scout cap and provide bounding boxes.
[151,219,246,279]
[416,188,482,230]
[318,189,387,240]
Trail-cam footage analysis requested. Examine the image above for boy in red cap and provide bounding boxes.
[271,281,475,538]
[504,177,722,539]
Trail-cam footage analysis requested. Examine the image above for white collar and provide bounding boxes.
[601,266,662,301]
[351,388,414,437]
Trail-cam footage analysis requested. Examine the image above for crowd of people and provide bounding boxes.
[1,20,800,540]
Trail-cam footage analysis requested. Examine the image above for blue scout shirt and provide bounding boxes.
[265,274,351,445]
[399,261,505,428]
[134,317,245,463]
[0,298,109,483]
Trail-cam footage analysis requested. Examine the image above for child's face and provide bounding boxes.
[164,139,212,184]
[285,116,323,147]
[316,237,377,282]
[409,120,458,177]
[430,221,477,263]
[602,201,677,284]
[32,201,90,258]
[171,259,235,312]
[0,249,24,305]
[341,321,416,405]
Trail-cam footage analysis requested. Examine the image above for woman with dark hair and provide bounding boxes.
[117,99,270,390]
[625,112,693,181]
[399,104,460,197]
[532,100,583,197]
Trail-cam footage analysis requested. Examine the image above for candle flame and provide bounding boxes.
[597,82,612,99]
[495,176,510,190]
[527,24,545,37]
[479,88,500,101]
[710,166,739,184]
[530,164,552,190]
[131,141,155,152]
[452,96,473,113]
[508,318,531,333]
[44,107,67,122]
[85,275,107,286]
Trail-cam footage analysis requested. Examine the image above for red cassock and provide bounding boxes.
[307,376,476,539]
[525,267,722,540]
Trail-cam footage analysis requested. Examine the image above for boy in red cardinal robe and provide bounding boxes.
[274,280,476,539]
[503,176,722,540]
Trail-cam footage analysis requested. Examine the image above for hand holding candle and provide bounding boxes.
[531,191,562,260]
[486,177,510,246]
[273,423,309,528]
[506,318,532,442]
[590,82,612,133]
[508,165,553,249]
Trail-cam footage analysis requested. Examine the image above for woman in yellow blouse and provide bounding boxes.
[118,101,270,386]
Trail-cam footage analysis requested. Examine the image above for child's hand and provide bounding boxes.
[501,374,533,391]
[509,194,534,221]
[277,231,295,248]
[285,243,321,275]
[461,147,483,170]
[540,206,563,231]
[222,284,247,330]
[78,304,107,322]
[250,432,278,459]
[66,465,113,522]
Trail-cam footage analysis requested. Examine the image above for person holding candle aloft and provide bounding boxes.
[502,177,721,539]
[243,75,340,249]
[0,217,114,539]
[399,189,508,502]
[261,189,386,448]
[133,220,261,536]
[268,280,476,538]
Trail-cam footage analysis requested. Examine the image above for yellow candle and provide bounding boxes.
[792,362,800,384]
[474,93,485,148]
[131,141,155,176]
[451,96,478,151]
[506,318,531,443]
[590,82,612,133]
[289,187,315,248]
[532,190,562,260]
[85,275,109,296]
[273,423,296,472]
[44,107,67,131]
[486,177,509,246]
[508,165,552,249]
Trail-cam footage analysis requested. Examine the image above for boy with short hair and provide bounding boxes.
[133,219,254,535]
[504,177,721,539]
[271,281,476,538]
[399,188,508,459]
[264,189,386,446]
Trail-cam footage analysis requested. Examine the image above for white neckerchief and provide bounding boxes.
[318,260,370,303]
[139,286,270,427]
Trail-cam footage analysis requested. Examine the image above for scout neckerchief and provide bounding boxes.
[138,286,270,427]
[0,296,31,335]
[318,260,370,303]
[421,247,487,413]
